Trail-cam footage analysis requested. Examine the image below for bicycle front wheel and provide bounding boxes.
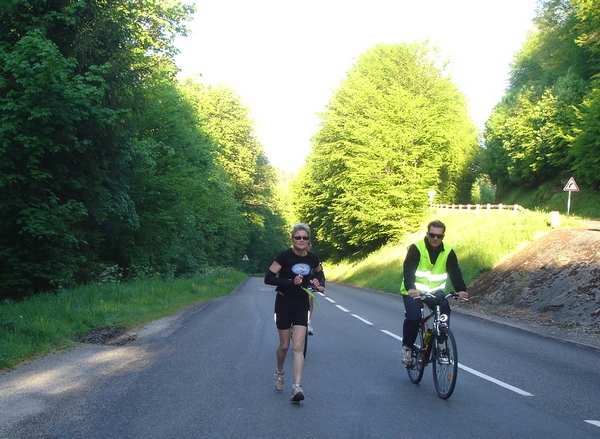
[432,328,458,399]
[407,326,425,384]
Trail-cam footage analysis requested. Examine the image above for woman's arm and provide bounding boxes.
[264,261,294,287]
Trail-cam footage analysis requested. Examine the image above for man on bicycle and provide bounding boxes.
[400,220,468,366]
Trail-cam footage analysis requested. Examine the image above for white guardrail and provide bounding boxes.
[431,203,526,214]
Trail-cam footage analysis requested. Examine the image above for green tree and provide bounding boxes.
[570,0,600,187]
[483,0,598,194]
[570,79,600,187]
[294,42,479,260]
[0,1,194,297]
[0,29,126,294]
[180,79,288,273]
[123,66,247,277]
[573,0,600,69]
[484,73,584,190]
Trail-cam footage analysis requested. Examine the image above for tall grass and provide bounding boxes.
[0,268,247,370]
[326,209,581,294]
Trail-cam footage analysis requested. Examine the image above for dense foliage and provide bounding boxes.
[483,0,600,197]
[0,1,286,299]
[293,42,479,261]
[179,80,288,273]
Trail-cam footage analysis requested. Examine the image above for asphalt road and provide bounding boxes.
[1,278,599,438]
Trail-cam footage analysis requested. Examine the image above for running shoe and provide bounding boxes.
[307,322,314,336]
[401,347,412,367]
[274,370,284,391]
[290,384,305,402]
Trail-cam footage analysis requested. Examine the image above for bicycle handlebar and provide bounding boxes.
[414,290,468,301]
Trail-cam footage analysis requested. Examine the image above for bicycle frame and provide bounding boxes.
[408,303,439,371]
[419,308,436,364]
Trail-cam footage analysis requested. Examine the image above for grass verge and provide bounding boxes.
[0,268,247,370]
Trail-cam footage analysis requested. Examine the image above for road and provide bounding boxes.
[1,277,599,438]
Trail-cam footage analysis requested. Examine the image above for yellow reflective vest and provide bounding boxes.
[401,239,451,295]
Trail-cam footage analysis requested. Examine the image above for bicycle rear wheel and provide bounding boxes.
[432,328,458,399]
[407,326,425,384]
[303,328,308,358]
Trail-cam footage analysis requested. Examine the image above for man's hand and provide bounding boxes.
[408,289,420,298]
[457,291,469,299]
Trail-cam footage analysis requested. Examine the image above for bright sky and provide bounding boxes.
[174,0,539,172]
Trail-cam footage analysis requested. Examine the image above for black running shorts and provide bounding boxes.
[274,293,309,330]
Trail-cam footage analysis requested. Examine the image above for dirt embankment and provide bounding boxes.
[454,225,600,349]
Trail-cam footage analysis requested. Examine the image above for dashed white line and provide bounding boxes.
[336,305,349,312]
[351,314,373,325]
[325,297,336,303]
[381,329,403,341]
[585,420,600,428]
[457,365,533,396]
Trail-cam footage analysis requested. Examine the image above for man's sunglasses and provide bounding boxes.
[293,236,310,241]
[428,232,445,240]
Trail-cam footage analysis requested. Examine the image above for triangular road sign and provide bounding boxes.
[563,177,579,192]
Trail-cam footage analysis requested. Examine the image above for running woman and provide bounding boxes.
[264,223,324,402]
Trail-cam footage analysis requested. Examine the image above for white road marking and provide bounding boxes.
[458,364,533,396]
[325,297,336,303]
[381,329,403,341]
[585,420,600,428]
[328,297,534,398]
[351,314,373,325]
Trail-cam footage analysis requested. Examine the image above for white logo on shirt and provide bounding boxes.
[292,263,311,276]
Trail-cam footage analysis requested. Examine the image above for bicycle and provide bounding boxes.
[406,290,464,399]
